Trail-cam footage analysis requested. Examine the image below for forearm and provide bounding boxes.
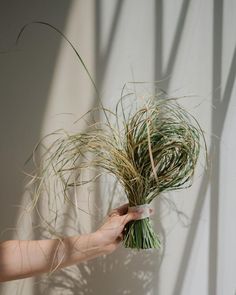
[0,232,105,282]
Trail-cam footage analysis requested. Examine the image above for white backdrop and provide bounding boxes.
[0,1,235,294]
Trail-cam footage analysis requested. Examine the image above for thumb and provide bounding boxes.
[122,207,154,224]
[122,211,142,225]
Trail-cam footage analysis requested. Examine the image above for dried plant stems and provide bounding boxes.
[27,96,206,250]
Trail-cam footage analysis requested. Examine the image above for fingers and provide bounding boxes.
[108,203,129,217]
[108,211,119,218]
[117,203,154,217]
[115,203,129,215]
[123,211,141,224]
[108,204,155,224]
[122,207,155,224]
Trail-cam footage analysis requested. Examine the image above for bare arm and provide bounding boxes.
[0,204,146,282]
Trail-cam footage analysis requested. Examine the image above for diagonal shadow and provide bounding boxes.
[163,0,191,90]
[219,45,236,133]
[174,0,236,294]
[96,0,125,88]
[208,0,223,293]
[154,1,165,294]
[154,0,191,293]
[173,161,210,294]
[155,0,163,81]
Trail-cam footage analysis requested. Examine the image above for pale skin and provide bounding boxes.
[0,203,153,282]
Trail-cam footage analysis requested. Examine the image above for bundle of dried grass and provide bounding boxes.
[27,95,206,249]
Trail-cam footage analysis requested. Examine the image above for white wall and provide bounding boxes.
[0,0,235,294]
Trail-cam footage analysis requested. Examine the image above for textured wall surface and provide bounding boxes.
[0,1,235,294]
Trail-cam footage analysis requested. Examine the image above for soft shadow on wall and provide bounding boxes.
[0,0,72,294]
[173,1,236,294]
[31,0,236,294]
[41,247,161,295]
[2,0,234,294]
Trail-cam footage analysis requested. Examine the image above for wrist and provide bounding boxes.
[93,230,107,247]
[82,231,108,257]
[55,232,107,268]
[93,231,118,255]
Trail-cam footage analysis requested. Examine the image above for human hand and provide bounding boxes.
[0,203,153,282]
[95,203,153,254]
